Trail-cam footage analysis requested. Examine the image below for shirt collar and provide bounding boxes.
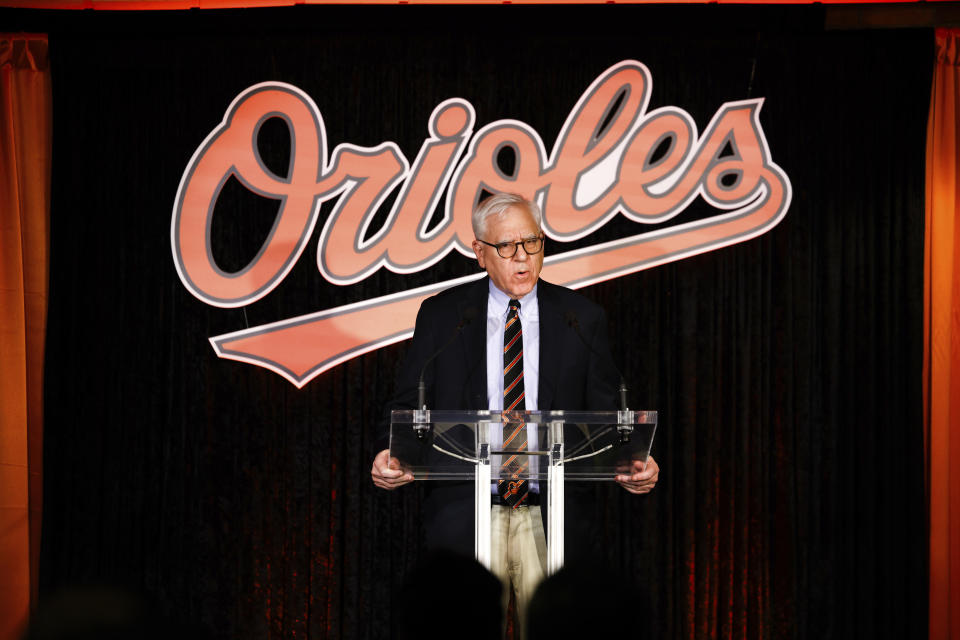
[488,279,538,320]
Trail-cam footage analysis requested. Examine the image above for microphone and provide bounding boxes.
[565,310,633,442]
[414,306,479,439]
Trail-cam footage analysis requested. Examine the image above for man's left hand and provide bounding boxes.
[615,456,659,494]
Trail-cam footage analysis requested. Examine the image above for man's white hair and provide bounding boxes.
[471,193,543,239]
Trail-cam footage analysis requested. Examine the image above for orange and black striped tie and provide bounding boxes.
[499,299,528,508]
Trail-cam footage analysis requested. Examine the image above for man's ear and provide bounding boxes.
[472,240,486,270]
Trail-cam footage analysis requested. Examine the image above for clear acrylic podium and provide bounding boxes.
[389,409,657,574]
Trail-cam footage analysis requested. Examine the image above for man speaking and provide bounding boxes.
[371,192,658,625]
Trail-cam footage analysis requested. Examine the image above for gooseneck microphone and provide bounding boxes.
[565,310,633,442]
[417,305,479,411]
[564,311,628,410]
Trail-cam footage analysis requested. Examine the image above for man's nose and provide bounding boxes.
[513,244,530,260]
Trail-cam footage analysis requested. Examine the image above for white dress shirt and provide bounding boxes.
[486,280,540,492]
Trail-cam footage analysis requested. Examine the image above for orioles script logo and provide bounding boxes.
[171,60,791,388]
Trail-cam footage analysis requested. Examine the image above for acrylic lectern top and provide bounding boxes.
[388,409,657,481]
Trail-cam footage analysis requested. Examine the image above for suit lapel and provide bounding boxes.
[459,277,489,410]
[537,281,565,411]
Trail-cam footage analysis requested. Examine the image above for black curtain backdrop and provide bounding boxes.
[5,5,929,639]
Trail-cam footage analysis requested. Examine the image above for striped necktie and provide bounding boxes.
[499,299,529,508]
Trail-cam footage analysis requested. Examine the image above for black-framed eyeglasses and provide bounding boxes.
[478,235,544,259]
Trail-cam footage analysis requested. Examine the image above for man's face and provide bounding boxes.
[471,205,544,299]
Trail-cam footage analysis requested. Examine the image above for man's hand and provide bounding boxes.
[615,455,659,495]
[371,449,415,490]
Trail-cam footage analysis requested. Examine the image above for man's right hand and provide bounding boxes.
[371,449,415,490]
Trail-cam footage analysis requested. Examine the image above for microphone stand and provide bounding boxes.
[565,311,634,444]
[414,307,478,440]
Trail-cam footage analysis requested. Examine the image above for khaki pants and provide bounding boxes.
[490,504,548,640]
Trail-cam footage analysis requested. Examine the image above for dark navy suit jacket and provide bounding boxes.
[387,276,621,562]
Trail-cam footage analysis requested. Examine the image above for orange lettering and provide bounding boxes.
[173,62,792,385]
[543,63,650,239]
[172,84,329,307]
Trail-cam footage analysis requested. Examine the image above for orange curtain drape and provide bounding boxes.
[0,34,51,640]
[926,27,960,640]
